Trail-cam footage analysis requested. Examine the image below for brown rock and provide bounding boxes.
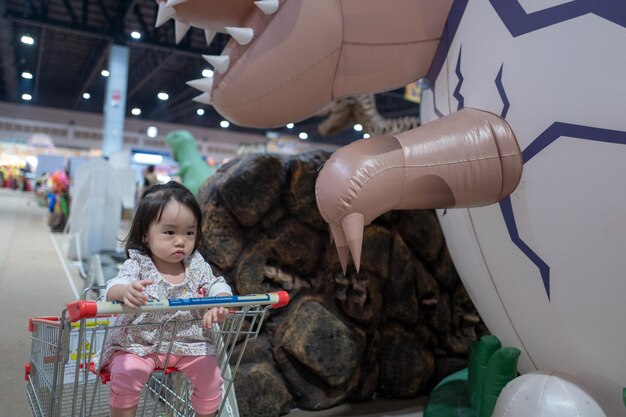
[394,210,443,265]
[284,151,330,231]
[199,196,245,271]
[334,269,383,326]
[219,154,285,227]
[193,151,487,415]
[431,246,460,291]
[235,239,272,295]
[383,234,419,325]
[360,225,391,277]
[377,322,435,398]
[234,362,294,417]
[266,219,324,275]
[273,298,365,409]
[350,330,381,401]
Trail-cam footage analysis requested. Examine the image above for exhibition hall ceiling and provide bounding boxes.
[0,0,419,145]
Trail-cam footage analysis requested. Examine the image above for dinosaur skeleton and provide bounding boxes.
[317,94,421,137]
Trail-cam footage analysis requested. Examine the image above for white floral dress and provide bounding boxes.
[95,249,232,368]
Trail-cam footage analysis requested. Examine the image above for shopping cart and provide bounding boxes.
[25,291,290,417]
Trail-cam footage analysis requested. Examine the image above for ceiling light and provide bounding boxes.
[299,132,308,140]
[286,123,294,129]
[220,120,230,128]
[353,124,363,132]
[131,108,141,116]
[197,108,205,116]
[21,72,33,79]
[20,35,34,45]
[363,133,371,139]
[130,31,141,40]
[101,69,110,77]
[157,92,169,100]
[21,93,32,101]
[82,92,91,99]
[202,69,214,78]
[146,126,158,138]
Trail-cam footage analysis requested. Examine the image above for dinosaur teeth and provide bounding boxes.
[254,0,280,15]
[186,77,214,93]
[174,20,190,44]
[202,55,230,74]
[225,26,254,45]
[204,30,216,46]
[192,92,212,105]
[165,0,187,6]
[155,2,176,28]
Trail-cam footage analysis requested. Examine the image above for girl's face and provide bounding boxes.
[145,199,198,271]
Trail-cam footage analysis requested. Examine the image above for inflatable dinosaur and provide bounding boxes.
[164,129,216,196]
[157,0,626,415]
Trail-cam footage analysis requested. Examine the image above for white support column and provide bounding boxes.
[102,44,129,158]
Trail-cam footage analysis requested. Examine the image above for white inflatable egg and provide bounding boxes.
[420,1,626,416]
[492,372,606,417]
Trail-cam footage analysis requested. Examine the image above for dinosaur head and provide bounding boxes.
[165,129,196,161]
[156,0,452,128]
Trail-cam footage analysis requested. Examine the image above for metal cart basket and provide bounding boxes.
[25,292,289,417]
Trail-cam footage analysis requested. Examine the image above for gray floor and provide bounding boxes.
[0,188,424,417]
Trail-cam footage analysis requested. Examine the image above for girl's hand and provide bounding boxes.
[202,307,229,328]
[122,279,153,308]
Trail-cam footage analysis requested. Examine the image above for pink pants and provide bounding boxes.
[107,351,223,414]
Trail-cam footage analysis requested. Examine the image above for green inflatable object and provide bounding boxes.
[165,130,216,195]
[478,347,521,417]
[425,369,475,417]
[423,335,521,417]
[468,335,501,412]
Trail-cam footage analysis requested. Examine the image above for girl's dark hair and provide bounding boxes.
[124,181,203,257]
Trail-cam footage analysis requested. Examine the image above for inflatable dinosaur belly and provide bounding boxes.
[420,2,626,415]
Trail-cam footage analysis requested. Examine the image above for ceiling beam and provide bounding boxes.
[127,53,174,100]
[145,60,205,119]
[81,0,89,26]
[60,0,78,25]
[72,41,111,109]
[0,2,18,101]
[123,0,140,23]
[8,15,113,41]
[96,0,113,27]
[7,15,212,58]
[133,3,153,40]
[33,27,46,99]
[157,94,200,121]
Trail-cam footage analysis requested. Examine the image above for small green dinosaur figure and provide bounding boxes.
[165,130,216,196]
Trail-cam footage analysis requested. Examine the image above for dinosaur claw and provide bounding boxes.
[341,213,365,273]
[336,245,350,276]
[330,224,349,275]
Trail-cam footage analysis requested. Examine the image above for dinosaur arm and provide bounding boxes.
[315,108,523,273]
